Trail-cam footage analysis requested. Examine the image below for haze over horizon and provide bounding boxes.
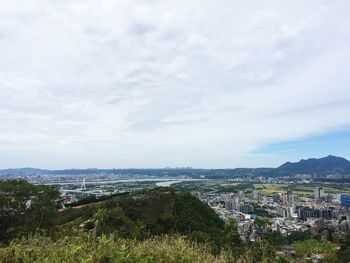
[1,154,350,171]
[1,0,350,169]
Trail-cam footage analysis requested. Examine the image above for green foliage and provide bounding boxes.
[238,241,280,263]
[221,219,242,256]
[0,179,62,242]
[93,208,108,223]
[57,188,225,250]
[263,231,319,247]
[337,233,350,263]
[174,192,224,237]
[263,232,286,247]
[216,183,254,193]
[293,239,338,263]
[253,207,273,218]
[0,233,231,263]
[254,217,269,228]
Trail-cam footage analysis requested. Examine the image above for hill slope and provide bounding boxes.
[58,188,225,245]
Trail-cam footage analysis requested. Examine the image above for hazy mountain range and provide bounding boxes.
[0,155,349,177]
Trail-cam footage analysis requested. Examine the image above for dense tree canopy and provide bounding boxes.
[293,239,337,263]
[0,179,62,242]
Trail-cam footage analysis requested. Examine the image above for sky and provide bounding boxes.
[0,0,350,169]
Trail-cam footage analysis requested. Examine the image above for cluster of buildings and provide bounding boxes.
[192,186,350,242]
[224,199,254,214]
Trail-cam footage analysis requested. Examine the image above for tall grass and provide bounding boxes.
[0,233,233,263]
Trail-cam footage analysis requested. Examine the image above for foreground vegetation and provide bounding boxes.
[0,234,228,263]
[0,179,348,262]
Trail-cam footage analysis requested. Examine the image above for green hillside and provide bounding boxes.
[0,180,343,262]
[57,188,225,251]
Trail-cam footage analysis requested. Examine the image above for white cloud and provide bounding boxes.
[0,0,349,168]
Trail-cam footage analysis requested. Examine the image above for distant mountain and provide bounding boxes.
[1,155,350,178]
[276,155,350,175]
[0,168,48,175]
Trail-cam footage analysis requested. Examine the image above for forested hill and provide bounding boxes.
[58,188,225,244]
[276,155,350,175]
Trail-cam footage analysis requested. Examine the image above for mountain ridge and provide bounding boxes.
[276,155,350,175]
[1,155,349,177]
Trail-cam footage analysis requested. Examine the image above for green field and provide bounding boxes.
[253,184,289,195]
[254,183,350,196]
[174,180,350,197]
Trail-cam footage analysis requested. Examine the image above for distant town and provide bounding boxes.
[2,155,350,250]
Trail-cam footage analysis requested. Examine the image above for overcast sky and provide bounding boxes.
[0,0,350,169]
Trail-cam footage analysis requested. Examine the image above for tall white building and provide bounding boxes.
[314,187,324,200]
